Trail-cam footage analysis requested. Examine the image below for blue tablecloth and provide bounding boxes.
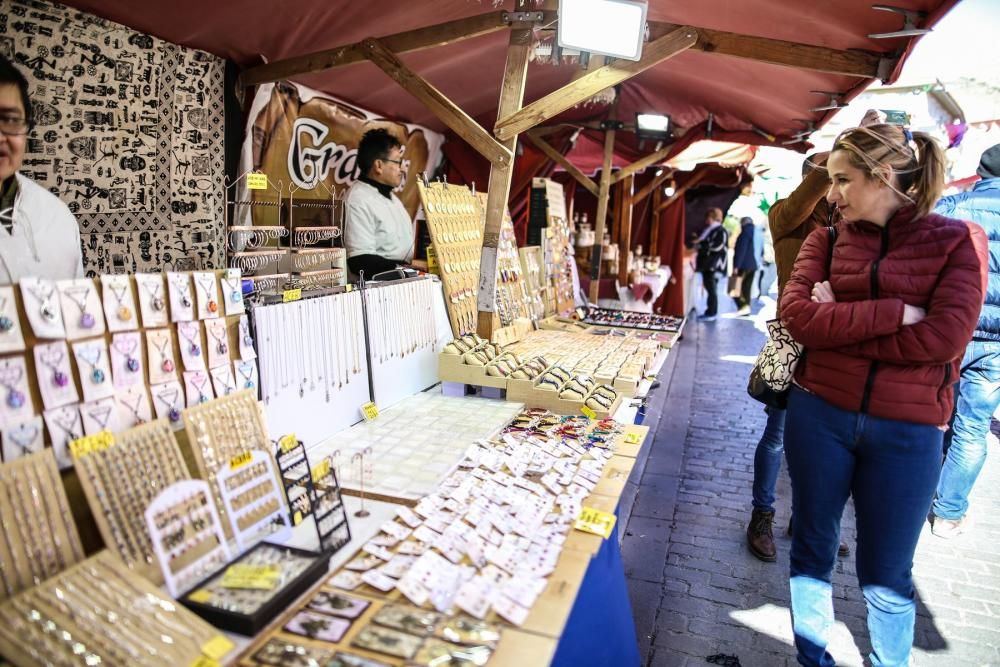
[551,509,640,667]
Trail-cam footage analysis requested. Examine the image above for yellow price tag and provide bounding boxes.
[279,434,298,454]
[189,657,220,667]
[283,288,302,303]
[293,510,303,526]
[229,450,253,470]
[345,284,353,292]
[220,563,281,590]
[69,431,115,459]
[581,406,597,419]
[311,459,331,484]
[361,401,379,421]
[574,506,617,539]
[187,589,213,604]
[426,245,439,275]
[624,432,641,445]
[246,173,268,190]
[201,636,235,661]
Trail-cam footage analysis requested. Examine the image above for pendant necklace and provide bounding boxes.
[39,349,70,388]
[0,296,13,333]
[239,318,253,348]
[147,281,166,312]
[113,338,141,373]
[207,323,228,355]
[77,347,106,384]
[196,275,219,314]
[87,405,113,431]
[63,286,96,329]
[212,368,235,396]
[190,373,210,404]
[120,393,146,425]
[179,324,201,357]
[222,278,242,305]
[173,278,192,309]
[153,335,175,373]
[0,365,26,408]
[155,388,182,423]
[27,284,58,322]
[51,412,81,441]
[7,424,39,457]
[108,283,133,322]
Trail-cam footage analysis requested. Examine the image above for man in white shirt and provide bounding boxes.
[0,55,84,284]
[344,128,414,279]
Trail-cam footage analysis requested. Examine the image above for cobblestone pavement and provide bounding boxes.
[624,291,1000,667]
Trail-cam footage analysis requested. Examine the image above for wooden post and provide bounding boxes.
[650,184,663,255]
[476,27,532,340]
[588,129,616,302]
[618,174,634,285]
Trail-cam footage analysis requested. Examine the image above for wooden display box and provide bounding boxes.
[506,376,623,418]
[437,352,509,389]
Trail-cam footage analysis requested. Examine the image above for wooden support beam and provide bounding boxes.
[650,184,663,253]
[361,38,513,167]
[494,27,698,142]
[649,21,883,79]
[634,170,673,206]
[655,171,708,213]
[477,28,532,340]
[588,129,616,302]
[618,175,634,285]
[526,132,598,197]
[239,11,513,87]
[611,145,674,184]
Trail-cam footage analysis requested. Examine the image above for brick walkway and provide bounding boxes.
[624,292,1000,667]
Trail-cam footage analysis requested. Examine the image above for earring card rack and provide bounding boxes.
[518,246,547,322]
[0,448,85,601]
[530,178,576,318]
[74,419,191,584]
[475,192,534,328]
[217,448,292,553]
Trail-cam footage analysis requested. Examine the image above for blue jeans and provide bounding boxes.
[784,387,942,667]
[752,406,785,513]
[933,340,1000,520]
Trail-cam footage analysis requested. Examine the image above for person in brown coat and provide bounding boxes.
[745,154,848,562]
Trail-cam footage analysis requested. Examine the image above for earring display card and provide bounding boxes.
[72,339,115,402]
[238,314,256,361]
[1,416,44,462]
[217,449,291,552]
[116,384,153,428]
[101,274,139,333]
[0,355,34,429]
[110,331,144,389]
[184,370,215,407]
[20,276,66,339]
[34,340,79,410]
[210,365,237,399]
[205,318,231,370]
[0,286,25,354]
[56,278,106,340]
[150,380,186,428]
[134,273,170,328]
[221,269,245,317]
[178,321,207,371]
[146,328,179,386]
[167,272,196,322]
[0,448,85,600]
[193,271,223,320]
[79,396,122,436]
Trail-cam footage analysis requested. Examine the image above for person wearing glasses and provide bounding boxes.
[344,128,414,279]
[0,55,83,283]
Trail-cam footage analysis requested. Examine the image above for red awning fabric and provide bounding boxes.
[59,0,959,151]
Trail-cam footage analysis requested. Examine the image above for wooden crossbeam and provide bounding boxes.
[494,27,698,142]
[634,170,673,206]
[526,132,598,197]
[655,171,707,213]
[589,129,617,302]
[611,145,674,184]
[361,38,513,167]
[239,12,514,87]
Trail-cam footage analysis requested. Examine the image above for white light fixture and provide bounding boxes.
[663,182,676,197]
[636,112,672,141]
[558,0,648,61]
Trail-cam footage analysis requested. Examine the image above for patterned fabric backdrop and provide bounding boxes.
[0,0,225,275]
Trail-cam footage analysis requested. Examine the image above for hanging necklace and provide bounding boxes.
[51,411,81,441]
[0,295,12,333]
[113,338,141,373]
[108,283,133,322]
[120,393,146,425]
[155,388,182,423]
[0,365,26,408]
[63,285,96,329]
[196,275,219,314]
[147,281,166,312]
[235,362,256,390]
[222,277,242,305]
[153,335,175,372]
[7,424,39,457]
[207,323,228,355]
[179,324,201,357]
[212,368,235,396]
[86,405,113,431]
[77,347,106,384]
[239,318,253,348]
[172,277,192,308]
[27,284,58,322]
[190,373,210,404]
[39,349,70,387]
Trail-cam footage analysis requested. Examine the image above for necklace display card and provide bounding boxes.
[33,340,78,410]
[134,273,170,328]
[56,278,105,340]
[101,274,139,333]
[72,339,115,402]
[19,277,66,339]
[0,285,26,354]
[1,415,44,462]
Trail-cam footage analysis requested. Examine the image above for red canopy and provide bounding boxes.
[59,0,958,150]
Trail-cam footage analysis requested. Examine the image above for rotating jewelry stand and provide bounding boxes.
[286,181,347,291]
[225,170,289,297]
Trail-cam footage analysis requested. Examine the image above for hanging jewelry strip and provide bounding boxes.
[0,550,233,667]
[0,448,84,600]
[183,391,272,540]
[75,420,189,582]
[417,181,483,337]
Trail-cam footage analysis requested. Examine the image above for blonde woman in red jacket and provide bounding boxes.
[780,124,986,667]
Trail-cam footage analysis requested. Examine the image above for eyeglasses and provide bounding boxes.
[0,116,29,136]
[380,157,403,166]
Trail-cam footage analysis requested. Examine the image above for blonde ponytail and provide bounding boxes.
[908,131,946,217]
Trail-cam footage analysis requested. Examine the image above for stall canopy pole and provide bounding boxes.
[589,128,616,302]
[618,174,635,285]
[476,26,532,340]
[650,184,663,252]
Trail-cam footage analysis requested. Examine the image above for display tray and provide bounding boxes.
[506,377,624,417]
[581,308,685,334]
[438,351,510,389]
[179,541,329,636]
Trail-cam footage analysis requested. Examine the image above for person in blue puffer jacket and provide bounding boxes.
[930,143,1000,538]
[731,216,759,315]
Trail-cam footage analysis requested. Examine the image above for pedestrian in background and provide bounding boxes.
[694,207,729,322]
[731,216,759,315]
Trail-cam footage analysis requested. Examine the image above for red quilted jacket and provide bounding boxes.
[781,206,987,426]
